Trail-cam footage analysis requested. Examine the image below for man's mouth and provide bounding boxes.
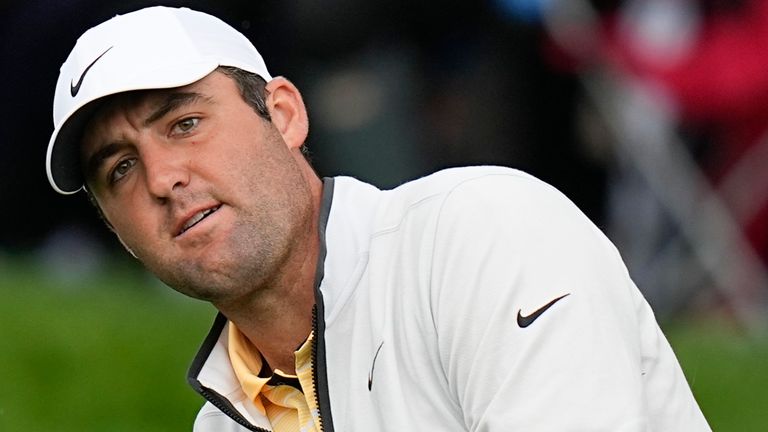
[177,205,222,236]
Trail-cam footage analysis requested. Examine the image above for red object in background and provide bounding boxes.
[598,0,768,263]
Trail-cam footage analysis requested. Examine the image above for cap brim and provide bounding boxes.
[47,100,100,194]
[46,62,222,194]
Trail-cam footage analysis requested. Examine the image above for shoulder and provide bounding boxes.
[389,165,576,214]
[384,165,588,232]
[371,166,567,229]
[389,165,542,199]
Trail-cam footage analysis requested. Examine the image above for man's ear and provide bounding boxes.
[265,77,309,151]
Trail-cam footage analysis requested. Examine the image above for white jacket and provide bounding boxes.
[188,166,711,431]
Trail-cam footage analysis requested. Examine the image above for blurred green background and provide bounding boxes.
[2,257,767,431]
[0,259,213,431]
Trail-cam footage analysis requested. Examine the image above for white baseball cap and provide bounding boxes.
[47,6,273,194]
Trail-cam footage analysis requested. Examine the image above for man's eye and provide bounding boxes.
[173,117,199,134]
[110,158,137,184]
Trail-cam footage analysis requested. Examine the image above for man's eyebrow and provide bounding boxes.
[84,141,128,182]
[142,91,211,127]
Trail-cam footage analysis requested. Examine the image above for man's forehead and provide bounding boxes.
[90,73,242,138]
[85,81,209,132]
[93,90,154,119]
[96,86,195,119]
[80,90,155,150]
[80,72,233,147]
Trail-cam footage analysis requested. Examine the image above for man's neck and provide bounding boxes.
[217,185,322,374]
[219,173,324,375]
[217,237,318,374]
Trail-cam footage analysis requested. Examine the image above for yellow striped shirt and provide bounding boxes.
[228,323,320,432]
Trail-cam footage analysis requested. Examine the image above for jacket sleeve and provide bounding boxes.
[428,172,710,431]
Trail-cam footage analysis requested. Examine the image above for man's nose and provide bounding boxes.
[142,143,190,202]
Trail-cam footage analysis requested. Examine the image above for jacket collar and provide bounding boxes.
[185,176,382,430]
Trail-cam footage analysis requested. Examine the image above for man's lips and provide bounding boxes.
[175,205,222,237]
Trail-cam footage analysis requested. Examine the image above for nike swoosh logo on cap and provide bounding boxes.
[70,46,114,97]
[517,293,570,328]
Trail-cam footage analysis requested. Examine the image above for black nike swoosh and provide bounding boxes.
[367,341,384,391]
[70,46,114,97]
[517,293,570,328]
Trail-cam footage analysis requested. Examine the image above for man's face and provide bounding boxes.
[81,72,315,303]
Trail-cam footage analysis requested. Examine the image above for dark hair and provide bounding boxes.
[216,65,272,121]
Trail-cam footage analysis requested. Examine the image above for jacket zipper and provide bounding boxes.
[310,305,325,432]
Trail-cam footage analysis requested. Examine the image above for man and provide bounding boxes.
[47,6,711,431]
